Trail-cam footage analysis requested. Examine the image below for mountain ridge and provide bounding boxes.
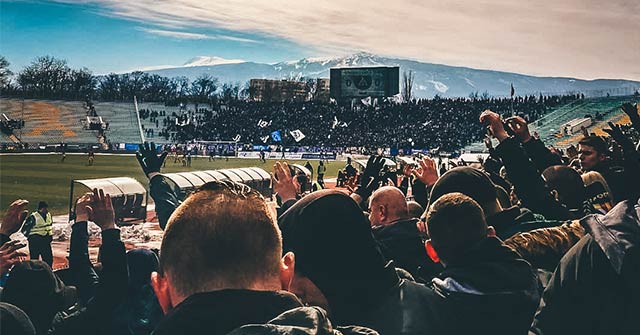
[145,52,640,98]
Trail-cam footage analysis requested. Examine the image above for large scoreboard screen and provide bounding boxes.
[330,66,399,98]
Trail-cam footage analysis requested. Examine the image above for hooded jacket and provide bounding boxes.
[531,199,640,335]
[428,237,541,335]
[152,290,377,335]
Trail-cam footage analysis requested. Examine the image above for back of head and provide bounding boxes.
[278,190,388,314]
[426,193,488,263]
[369,186,409,223]
[0,302,36,335]
[407,201,424,219]
[429,167,497,215]
[127,248,159,290]
[542,165,585,210]
[1,260,75,334]
[159,181,282,297]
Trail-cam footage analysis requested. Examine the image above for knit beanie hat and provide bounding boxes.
[278,190,392,322]
[429,167,497,209]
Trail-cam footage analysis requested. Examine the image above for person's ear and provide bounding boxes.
[425,240,440,263]
[378,205,387,220]
[487,226,496,238]
[280,251,295,291]
[151,271,173,315]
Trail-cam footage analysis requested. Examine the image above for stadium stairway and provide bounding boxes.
[0,99,96,144]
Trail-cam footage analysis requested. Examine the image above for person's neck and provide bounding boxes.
[483,200,503,217]
[382,215,409,226]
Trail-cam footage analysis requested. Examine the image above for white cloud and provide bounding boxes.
[65,0,640,80]
[137,27,259,43]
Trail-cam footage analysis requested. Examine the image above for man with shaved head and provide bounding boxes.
[369,186,433,280]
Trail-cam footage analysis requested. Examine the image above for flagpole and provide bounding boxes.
[510,83,515,116]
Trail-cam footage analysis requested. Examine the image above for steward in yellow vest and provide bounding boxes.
[21,201,54,266]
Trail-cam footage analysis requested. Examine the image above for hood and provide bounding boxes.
[430,238,540,334]
[226,306,379,335]
[432,237,540,304]
[153,290,303,335]
[580,198,640,275]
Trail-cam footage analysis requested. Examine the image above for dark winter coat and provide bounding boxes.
[372,218,441,282]
[152,290,378,335]
[428,237,541,335]
[531,199,640,335]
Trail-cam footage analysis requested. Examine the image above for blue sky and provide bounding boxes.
[0,1,312,74]
[1,0,638,80]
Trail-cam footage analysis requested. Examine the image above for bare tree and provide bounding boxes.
[401,70,414,103]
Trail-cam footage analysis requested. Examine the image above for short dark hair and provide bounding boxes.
[578,136,608,155]
[542,165,585,210]
[426,193,487,262]
[159,181,281,297]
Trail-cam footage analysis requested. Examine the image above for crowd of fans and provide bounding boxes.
[1,101,639,335]
[151,94,579,151]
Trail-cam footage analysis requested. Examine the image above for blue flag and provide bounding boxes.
[271,130,282,142]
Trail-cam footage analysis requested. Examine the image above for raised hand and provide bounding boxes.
[621,103,640,122]
[603,122,632,147]
[0,240,28,276]
[86,188,116,231]
[1,199,29,236]
[136,142,168,178]
[272,161,298,203]
[480,110,509,142]
[412,156,439,187]
[74,192,93,223]
[355,155,385,200]
[506,116,532,143]
[402,163,414,177]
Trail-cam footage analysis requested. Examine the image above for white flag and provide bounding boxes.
[260,135,269,143]
[332,116,339,129]
[361,97,372,106]
[257,119,269,128]
[289,129,306,142]
[233,134,241,142]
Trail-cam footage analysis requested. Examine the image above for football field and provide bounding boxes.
[0,154,342,215]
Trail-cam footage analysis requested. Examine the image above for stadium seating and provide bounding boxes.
[463,96,635,152]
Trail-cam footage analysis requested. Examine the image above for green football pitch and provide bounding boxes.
[0,154,342,216]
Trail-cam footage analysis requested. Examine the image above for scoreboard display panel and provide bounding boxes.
[330,66,399,98]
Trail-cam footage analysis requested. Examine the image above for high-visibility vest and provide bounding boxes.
[29,212,53,236]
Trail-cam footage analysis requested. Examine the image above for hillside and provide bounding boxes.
[147,52,640,98]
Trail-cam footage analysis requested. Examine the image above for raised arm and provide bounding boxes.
[136,142,178,230]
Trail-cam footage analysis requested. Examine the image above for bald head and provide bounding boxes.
[368,186,409,226]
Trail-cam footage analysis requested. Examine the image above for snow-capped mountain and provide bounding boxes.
[146,52,640,98]
[182,56,246,67]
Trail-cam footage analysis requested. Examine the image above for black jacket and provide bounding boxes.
[428,237,541,335]
[494,137,572,221]
[594,162,631,204]
[372,218,441,282]
[487,206,564,240]
[531,199,640,335]
[340,264,444,335]
[49,224,127,335]
[152,290,377,335]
